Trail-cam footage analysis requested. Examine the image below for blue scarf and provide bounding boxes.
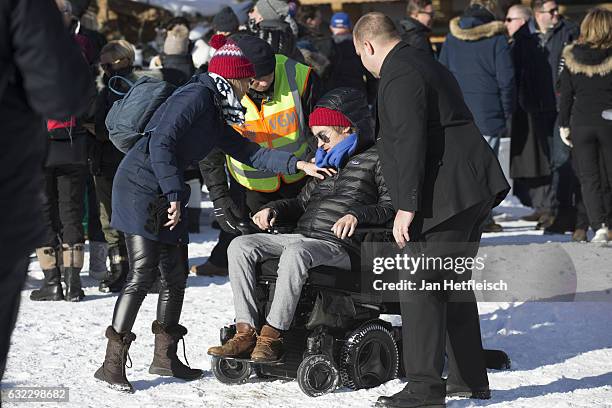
[315,133,358,169]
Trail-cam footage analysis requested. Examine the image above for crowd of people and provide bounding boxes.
[1,0,610,406]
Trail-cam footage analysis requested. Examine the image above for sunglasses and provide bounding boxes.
[314,131,331,144]
[505,17,524,22]
[537,7,559,15]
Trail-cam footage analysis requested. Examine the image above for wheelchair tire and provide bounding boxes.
[211,356,252,384]
[297,354,340,397]
[339,320,399,390]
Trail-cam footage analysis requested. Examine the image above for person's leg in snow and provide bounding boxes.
[208,233,350,362]
[95,235,201,391]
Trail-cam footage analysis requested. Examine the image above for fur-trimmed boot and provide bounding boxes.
[99,246,128,293]
[31,246,64,301]
[149,321,203,380]
[94,326,137,393]
[63,243,85,302]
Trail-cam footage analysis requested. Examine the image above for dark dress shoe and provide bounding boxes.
[446,384,491,399]
[376,394,445,407]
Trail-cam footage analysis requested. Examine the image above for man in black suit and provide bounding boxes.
[353,13,510,408]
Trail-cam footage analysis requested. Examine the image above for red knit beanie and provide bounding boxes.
[309,107,352,128]
[208,37,256,79]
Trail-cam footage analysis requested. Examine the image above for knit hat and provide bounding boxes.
[309,107,352,128]
[256,0,289,21]
[213,6,240,33]
[237,35,275,77]
[164,24,189,55]
[208,37,256,79]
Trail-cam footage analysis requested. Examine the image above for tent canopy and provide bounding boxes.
[128,0,252,18]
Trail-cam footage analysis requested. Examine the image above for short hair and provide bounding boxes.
[407,0,433,15]
[508,4,532,19]
[470,0,499,15]
[101,40,136,65]
[579,7,612,48]
[297,5,320,25]
[530,0,553,10]
[353,12,400,43]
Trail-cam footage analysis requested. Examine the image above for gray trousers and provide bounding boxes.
[227,233,351,330]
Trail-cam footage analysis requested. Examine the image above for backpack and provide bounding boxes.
[105,76,177,153]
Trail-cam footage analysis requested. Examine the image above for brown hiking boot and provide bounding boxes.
[250,325,283,362]
[149,321,203,380]
[94,326,136,393]
[521,210,543,222]
[482,222,503,233]
[207,323,256,357]
[190,261,228,276]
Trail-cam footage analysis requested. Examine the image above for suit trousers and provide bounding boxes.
[398,197,494,398]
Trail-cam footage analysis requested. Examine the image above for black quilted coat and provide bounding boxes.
[264,87,394,253]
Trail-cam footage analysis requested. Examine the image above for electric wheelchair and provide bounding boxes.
[210,224,510,397]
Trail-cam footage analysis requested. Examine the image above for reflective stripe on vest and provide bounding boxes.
[227,55,311,192]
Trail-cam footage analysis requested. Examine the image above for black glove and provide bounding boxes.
[212,196,245,234]
[144,195,170,235]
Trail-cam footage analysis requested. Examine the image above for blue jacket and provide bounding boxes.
[111,73,299,244]
[439,14,515,136]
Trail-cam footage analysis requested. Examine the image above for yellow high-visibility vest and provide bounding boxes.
[227,55,311,192]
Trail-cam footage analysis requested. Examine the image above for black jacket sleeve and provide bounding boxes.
[198,148,229,203]
[347,159,395,225]
[558,68,574,128]
[380,69,428,212]
[7,0,95,119]
[264,177,318,222]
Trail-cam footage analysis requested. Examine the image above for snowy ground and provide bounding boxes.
[3,196,612,408]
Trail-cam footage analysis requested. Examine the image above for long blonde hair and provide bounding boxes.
[579,8,612,49]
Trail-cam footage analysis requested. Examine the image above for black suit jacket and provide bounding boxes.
[376,42,510,234]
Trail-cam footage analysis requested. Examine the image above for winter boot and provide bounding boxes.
[250,325,284,362]
[99,246,128,293]
[572,228,587,242]
[521,210,543,222]
[63,243,85,302]
[187,207,201,234]
[190,260,228,277]
[207,323,256,358]
[94,326,136,393]
[89,241,108,281]
[31,247,64,301]
[149,321,203,380]
[591,224,609,243]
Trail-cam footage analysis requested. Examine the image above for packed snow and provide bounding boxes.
[3,195,612,408]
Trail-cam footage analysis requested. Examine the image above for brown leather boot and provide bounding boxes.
[207,323,256,357]
[250,325,283,362]
[190,261,228,276]
[94,326,136,393]
[149,321,203,380]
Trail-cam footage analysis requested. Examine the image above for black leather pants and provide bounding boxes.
[112,234,188,334]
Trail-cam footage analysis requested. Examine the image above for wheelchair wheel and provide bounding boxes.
[297,354,340,397]
[211,356,252,384]
[339,320,399,390]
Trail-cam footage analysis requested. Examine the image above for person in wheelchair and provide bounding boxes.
[207,87,395,363]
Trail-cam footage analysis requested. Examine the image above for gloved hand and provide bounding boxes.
[560,127,573,148]
[212,196,245,234]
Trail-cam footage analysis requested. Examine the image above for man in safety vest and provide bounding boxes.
[191,35,321,276]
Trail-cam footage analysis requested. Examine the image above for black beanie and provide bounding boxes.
[213,6,240,33]
[237,35,276,78]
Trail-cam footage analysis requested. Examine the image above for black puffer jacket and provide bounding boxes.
[264,88,392,253]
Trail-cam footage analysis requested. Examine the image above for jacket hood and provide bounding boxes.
[400,17,431,34]
[563,43,612,77]
[314,87,374,154]
[450,16,507,41]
